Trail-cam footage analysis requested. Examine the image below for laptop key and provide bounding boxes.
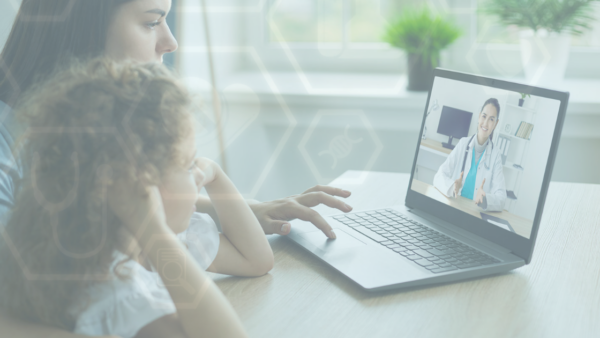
[406,255,422,260]
[351,227,387,242]
[426,248,446,256]
[414,259,434,267]
[414,249,433,258]
[431,266,458,273]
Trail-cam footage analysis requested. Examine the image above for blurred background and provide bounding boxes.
[1,0,599,202]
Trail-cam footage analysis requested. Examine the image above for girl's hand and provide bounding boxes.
[194,158,221,188]
[108,182,169,239]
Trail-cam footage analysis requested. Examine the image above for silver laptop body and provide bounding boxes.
[288,69,569,291]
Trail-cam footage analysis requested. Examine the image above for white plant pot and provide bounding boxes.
[519,30,571,86]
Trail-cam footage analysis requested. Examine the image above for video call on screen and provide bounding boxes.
[412,77,560,239]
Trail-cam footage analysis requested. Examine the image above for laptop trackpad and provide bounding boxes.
[297,229,366,253]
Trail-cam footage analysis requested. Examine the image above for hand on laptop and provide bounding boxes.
[248,185,353,239]
[474,178,486,205]
[453,171,464,197]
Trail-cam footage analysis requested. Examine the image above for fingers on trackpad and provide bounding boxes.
[297,229,366,252]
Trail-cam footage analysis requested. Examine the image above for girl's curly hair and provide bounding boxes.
[0,58,193,330]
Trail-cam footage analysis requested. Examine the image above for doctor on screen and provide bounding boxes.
[433,98,507,211]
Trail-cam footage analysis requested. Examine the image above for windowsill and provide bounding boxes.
[213,71,600,115]
[221,71,423,98]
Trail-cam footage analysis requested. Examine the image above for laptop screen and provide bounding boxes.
[410,76,561,239]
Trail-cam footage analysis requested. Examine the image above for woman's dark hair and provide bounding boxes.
[480,98,500,140]
[0,0,133,106]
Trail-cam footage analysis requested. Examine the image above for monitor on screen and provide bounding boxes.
[437,106,472,149]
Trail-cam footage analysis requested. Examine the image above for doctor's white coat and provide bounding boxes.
[433,136,507,212]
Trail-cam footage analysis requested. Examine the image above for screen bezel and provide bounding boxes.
[405,68,569,263]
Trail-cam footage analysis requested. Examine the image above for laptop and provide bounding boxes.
[287,68,569,291]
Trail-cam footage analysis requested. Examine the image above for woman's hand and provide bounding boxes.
[474,178,486,205]
[248,185,353,239]
[453,171,464,198]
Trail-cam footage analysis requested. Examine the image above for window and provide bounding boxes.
[242,0,600,78]
[269,0,415,44]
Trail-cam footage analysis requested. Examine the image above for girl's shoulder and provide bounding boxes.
[70,252,176,338]
[69,213,220,337]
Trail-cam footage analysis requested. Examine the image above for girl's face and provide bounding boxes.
[478,104,499,141]
[105,0,178,63]
[159,134,202,234]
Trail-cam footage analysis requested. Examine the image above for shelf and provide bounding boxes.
[506,103,537,114]
[498,132,530,141]
[504,161,524,171]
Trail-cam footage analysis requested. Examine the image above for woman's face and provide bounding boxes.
[478,104,499,141]
[159,134,202,234]
[105,0,178,63]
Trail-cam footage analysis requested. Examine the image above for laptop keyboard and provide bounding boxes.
[333,209,500,274]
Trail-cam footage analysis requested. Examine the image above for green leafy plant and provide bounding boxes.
[482,0,600,35]
[382,7,461,67]
[520,93,531,99]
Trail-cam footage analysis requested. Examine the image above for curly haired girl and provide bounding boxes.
[0,59,273,338]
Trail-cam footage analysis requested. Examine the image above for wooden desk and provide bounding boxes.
[210,171,600,338]
[421,138,452,155]
[411,178,533,237]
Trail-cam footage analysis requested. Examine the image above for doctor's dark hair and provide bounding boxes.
[480,98,501,140]
[0,59,194,330]
[0,0,134,106]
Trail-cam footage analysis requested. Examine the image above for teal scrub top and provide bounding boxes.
[461,146,485,200]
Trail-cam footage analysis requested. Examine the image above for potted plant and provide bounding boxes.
[383,8,461,91]
[483,0,599,85]
[519,93,530,107]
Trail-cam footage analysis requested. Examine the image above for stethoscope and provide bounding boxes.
[460,134,494,173]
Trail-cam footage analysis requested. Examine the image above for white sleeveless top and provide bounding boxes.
[69,212,220,338]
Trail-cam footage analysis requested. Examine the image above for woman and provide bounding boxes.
[433,98,507,212]
[0,0,350,235]
[0,0,351,337]
[0,0,179,220]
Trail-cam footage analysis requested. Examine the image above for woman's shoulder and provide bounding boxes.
[0,100,14,124]
[0,100,9,111]
[70,252,176,338]
[0,100,19,140]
